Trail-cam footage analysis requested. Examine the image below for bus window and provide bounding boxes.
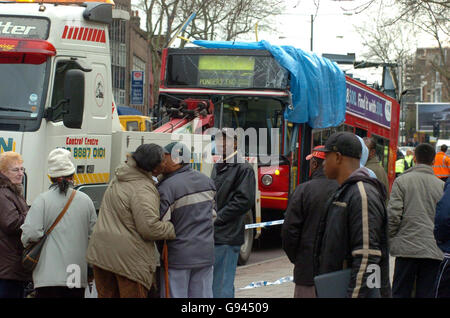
[311,125,347,148]
[371,134,390,172]
[355,127,367,138]
[215,97,283,157]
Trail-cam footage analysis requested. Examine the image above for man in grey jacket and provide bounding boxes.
[388,143,444,298]
[158,142,216,298]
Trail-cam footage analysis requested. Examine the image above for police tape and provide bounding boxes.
[245,219,284,229]
[239,276,293,290]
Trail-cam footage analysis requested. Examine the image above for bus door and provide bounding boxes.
[369,133,390,174]
[284,122,299,192]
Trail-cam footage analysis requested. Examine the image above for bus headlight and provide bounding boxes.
[261,174,273,186]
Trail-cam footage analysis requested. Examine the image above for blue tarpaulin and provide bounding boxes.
[117,106,143,116]
[191,40,346,129]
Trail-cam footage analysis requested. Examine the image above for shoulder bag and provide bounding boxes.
[22,190,77,272]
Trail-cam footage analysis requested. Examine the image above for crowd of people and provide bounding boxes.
[1,130,449,298]
[0,128,255,298]
[282,133,450,298]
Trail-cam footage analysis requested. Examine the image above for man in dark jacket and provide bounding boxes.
[314,132,391,298]
[434,179,450,298]
[158,142,216,298]
[211,128,256,298]
[281,146,338,298]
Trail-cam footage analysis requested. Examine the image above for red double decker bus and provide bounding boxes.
[155,46,400,263]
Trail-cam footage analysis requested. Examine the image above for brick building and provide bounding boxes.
[402,46,449,143]
[111,0,153,115]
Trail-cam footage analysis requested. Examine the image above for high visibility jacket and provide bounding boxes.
[396,159,405,174]
[433,151,450,179]
[405,155,414,169]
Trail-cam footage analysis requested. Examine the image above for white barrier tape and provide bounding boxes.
[245,219,284,229]
[239,276,293,290]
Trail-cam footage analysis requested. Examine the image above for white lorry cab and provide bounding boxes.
[0,0,215,208]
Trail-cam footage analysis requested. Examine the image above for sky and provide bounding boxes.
[131,0,441,85]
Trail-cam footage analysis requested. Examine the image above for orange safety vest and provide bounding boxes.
[433,151,450,179]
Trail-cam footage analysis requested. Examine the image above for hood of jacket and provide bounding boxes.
[342,167,387,202]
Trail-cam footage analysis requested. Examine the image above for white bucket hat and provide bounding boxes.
[48,148,76,178]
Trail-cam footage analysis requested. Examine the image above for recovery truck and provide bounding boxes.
[0,1,255,216]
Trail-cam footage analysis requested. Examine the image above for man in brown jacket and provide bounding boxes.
[86,144,176,298]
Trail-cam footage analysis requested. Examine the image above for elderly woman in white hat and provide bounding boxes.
[21,148,97,298]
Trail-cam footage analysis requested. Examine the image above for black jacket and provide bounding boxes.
[313,168,392,298]
[281,168,339,285]
[211,156,256,246]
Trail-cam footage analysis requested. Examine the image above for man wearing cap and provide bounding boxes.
[211,128,256,298]
[313,132,391,298]
[158,142,216,298]
[281,146,338,298]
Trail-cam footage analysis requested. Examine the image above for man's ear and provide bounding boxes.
[335,152,343,165]
[311,159,318,170]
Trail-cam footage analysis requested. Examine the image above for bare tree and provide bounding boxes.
[340,0,449,93]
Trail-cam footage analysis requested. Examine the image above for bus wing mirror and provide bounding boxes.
[63,69,85,129]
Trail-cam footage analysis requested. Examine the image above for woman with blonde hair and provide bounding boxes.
[0,151,30,298]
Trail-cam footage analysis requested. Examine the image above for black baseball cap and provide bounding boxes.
[321,132,362,159]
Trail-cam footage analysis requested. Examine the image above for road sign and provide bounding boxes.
[131,70,144,105]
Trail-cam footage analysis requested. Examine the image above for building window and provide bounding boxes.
[110,18,127,105]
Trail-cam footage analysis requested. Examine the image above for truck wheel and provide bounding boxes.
[238,210,254,265]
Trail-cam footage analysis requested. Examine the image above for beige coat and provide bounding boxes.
[387,164,444,261]
[86,156,175,290]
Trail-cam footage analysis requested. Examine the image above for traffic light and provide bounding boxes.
[433,122,440,138]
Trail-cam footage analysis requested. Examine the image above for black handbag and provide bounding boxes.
[22,190,76,272]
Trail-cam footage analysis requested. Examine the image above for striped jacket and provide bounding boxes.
[314,168,391,298]
[433,151,450,179]
[158,165,216,269]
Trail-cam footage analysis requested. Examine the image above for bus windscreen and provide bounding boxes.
[166,50,289,90]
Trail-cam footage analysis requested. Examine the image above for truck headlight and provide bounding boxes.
[261,174,273,186]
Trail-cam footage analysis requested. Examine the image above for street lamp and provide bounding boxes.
[310,12,352,52]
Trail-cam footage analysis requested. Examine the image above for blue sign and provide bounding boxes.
[131,71,144,105]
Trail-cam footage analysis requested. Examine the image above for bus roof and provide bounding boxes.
[188,40,347,129]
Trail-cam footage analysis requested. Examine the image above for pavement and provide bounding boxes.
[234,254,396,298]
[235,256,295,298]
